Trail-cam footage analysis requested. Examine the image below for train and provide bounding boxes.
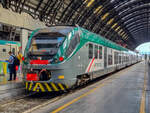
[22,26,142,92]
[0,40,21,61]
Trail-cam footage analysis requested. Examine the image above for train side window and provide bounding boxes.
[119,55,121,64]
[89,44,93,59]
[2,49,6,52]
[99,46,102,59]
[94,45,98,59]
[66,33,80,57]
[114,52,118,64]
[108,54,112,65]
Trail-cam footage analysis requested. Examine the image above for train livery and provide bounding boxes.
[23,26,142,92]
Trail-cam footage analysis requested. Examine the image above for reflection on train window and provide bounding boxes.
[108,55,112,65]
[99,46,102,59]
[66,33,80,56]
[114,52,118,64]
[2,49,6,52]
[95,45,98,59]
[119,56,121,64]
[89,44,93,59]
[31,37,65,51]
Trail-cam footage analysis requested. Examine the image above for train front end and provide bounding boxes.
[23,27,74,92]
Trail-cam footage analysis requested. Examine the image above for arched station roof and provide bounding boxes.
[0,0,150,50]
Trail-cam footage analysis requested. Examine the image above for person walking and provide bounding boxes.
[8,51,16,81]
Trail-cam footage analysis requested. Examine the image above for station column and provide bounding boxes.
[20,29,28,55]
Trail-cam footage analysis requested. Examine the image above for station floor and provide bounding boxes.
[0,73,22,85]
[30,61,150,113]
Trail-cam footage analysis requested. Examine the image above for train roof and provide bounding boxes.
[0,40,21,46]
[78,27,129,51]
[30,26,129,52]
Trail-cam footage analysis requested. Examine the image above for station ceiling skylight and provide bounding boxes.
[1,0,150,50]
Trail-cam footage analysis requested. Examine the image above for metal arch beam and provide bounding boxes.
[61,0,83,23]
[128,24,150,32]
[39,0,53,21]
[131,27,150,34]
[130,26,150,33]
[107,3,150,29]
[0,0,8,8]
[35,0,44,14]
[88,1,120,31]
[77,1,102,26]
[120,5,150,19]
[131,28,150,36]
[19,0,28,13]
[58,0,74,22]
[122,10,150,23]
[126,19,150,29]
[90,1,136,44]
[114,4,150,25]
[124,16,149,28]
[115,0,148,12]
[126,21,150,31]
[99,1,150,45]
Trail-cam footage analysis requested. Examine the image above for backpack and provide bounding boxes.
[11,55,20,66]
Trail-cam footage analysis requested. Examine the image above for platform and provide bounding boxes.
[29,61,150,113]
[0,73,23,101]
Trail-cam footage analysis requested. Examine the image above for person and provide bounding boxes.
[17,52,23,64]
[17,51,23,73]
[8,51,16,81]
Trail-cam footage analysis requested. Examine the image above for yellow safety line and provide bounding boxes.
[51,83,59,91]
[28,82,33,91]
[139,63,147,113]
[38,83,45,92]
[51,80,110,113]
[44,83,52,92]
[58,83,65,90]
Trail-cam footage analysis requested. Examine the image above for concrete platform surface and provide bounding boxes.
[30,62,149,113]
[0,73,24,101]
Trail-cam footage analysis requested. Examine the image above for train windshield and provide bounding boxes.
[28,32,65,60]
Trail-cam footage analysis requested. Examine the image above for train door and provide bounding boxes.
[104,47,107,68]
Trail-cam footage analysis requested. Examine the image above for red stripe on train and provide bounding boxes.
[87,57,95,72]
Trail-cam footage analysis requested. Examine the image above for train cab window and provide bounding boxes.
[29,32,66,60]
[94,45,98,59]
[89,44,93,59]
[2,49,6,52]
[99,46,102,59]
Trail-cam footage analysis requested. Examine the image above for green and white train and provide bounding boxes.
[23,26,142,92]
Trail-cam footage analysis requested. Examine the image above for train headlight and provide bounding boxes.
[59,57,64,61]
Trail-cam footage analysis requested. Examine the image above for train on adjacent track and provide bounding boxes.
[22,26,142,92]
[0,40,21,61]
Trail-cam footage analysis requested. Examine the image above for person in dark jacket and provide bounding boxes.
[8,51,16,81]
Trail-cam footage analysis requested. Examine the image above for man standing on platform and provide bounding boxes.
[8,51,16,81]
